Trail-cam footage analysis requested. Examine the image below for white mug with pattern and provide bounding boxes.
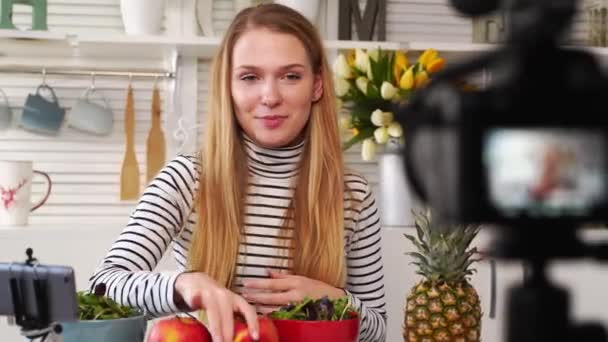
[0,161,51,226]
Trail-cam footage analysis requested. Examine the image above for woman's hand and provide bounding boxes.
[242,270,346,314]
[174,272,259,342]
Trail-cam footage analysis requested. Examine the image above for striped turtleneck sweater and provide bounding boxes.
[89,136,387,341]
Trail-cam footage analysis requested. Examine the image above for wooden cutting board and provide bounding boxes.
[120,85,140,200]
[146,84,166,182]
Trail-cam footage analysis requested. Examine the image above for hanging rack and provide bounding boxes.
[0,66,175,79]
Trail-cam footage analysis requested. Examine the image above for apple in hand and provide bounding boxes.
[148,316,211,342]
[233,316,279,342]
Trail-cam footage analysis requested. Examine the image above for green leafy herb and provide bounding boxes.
[269,296,358,321]
[77,283,139,320]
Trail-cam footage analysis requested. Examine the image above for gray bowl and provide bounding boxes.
[60,314,147,342]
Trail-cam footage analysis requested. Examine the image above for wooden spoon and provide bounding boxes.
[146,83,166,182]
[120,84,140,200]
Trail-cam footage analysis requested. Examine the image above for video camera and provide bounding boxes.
[400,0,608,228]
[396,0,608,341]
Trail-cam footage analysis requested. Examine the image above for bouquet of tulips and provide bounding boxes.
[333,48,445,160]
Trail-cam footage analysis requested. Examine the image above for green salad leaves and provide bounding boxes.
[77,283,139,320]
[269,296,358,321]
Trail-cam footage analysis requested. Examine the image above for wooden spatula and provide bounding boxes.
[146,83,166,183]
[120,84,140,200]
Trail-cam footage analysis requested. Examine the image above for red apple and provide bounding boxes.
[233,316,279,342]
[148,316,212,342]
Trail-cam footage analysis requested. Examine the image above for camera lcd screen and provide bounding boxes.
[483,129,607,217]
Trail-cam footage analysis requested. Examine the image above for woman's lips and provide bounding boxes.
[259,115,287,129]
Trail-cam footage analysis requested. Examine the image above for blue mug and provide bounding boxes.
[20,84,65,136]
[0,88,12,131]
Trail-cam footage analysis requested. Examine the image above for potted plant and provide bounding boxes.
[333,47,448,161]
[269,296,360,342]
[60,283,146,342]
[332,47,473,226]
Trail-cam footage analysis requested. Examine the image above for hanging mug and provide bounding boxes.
[0,88,12,131]
[68,87,114,136]
[0,160,52,226]
[20,84,65,136]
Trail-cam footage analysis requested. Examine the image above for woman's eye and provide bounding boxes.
[285,73,301,81]
[240,74,257,81]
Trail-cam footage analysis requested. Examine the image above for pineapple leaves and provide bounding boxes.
[403,233,429,254]
[406,208,483,283]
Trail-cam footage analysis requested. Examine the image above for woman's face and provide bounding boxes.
[231,27,323,148]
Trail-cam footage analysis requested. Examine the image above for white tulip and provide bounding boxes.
[382,111,394,125]
[361,138,376,161]
[368,48,380,62]
[388,122,404,138]
[339,114,352,130]
[380,81,398,100]
[355,49,370,74]
[355,76,369,95]
[333,54,353,79]
[334,77,351,97]
[370,109,384,127]
[374,127,390,144]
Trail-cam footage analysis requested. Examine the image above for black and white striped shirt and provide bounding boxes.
[89,137,387,341]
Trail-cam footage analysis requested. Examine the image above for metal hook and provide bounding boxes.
[90,72,96,90]
[41,68,47,86]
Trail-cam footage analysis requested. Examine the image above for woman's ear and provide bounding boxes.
[312,74,323,102]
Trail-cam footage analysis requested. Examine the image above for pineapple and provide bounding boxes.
[403,209,482,342]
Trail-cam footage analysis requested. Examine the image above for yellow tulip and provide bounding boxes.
[415,70,430,88]
[346,49,356,66]
[419,48,438,68]
[393,51,409,84]
[427,58,445,73]
[351,128,359,136]
[394,50,409,69]
[399,66,415,90]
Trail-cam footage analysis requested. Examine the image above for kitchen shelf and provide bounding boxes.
[4,29,608,64]
[324,39,402,51]
[0,29,406,60]
[406,41,497,53]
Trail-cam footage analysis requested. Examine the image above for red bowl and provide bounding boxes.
[270,317,359,342]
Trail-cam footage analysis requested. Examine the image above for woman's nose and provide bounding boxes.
[261,79,282,107]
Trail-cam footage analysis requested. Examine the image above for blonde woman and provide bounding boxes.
[90,4,386,342]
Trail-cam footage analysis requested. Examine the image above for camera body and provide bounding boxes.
[401,0,608,228]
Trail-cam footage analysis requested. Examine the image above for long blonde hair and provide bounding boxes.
[188,3,347,290]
